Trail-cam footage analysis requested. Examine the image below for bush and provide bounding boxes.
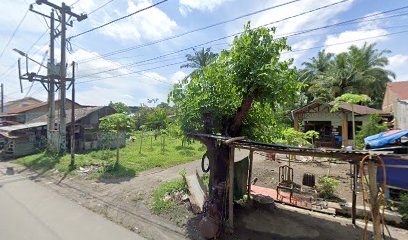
[317,176,340,199]
[399,193,408,225]
[355,114,388,149]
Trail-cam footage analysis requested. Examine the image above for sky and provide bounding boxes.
[1,0,408,107]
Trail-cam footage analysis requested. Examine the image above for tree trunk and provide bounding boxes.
[228,95,254,136]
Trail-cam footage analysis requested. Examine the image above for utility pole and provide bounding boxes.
[1,83,4,113]
[17,0,87,154]
[47,9,56,145]
[70,61,75,168]
[59,2,67,154]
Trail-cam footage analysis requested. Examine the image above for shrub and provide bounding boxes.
[317,176,340,199]
[399,193,408,225]
[355,114,388,149]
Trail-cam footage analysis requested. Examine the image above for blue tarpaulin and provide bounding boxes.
[364,129,408,148]
[377,158,408,190]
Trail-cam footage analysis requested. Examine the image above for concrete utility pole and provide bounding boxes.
[70,61,76,168]
[18,0,87,153]
[59,2,67,153]
[1,83,4,113]
[47,9,56,144]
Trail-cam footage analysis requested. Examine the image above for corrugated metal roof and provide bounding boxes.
[0,122,47,132]
[293,100,384,115]
[28,106,108,124]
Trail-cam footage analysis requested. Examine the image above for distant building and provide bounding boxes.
[382,81,408,130]
[0,99,82,123]
[382,81,408,113]
[292,100,386,148]
[0,104,122,158]
[2,97,43,113]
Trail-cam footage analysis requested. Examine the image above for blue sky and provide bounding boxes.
[1,0,408,106]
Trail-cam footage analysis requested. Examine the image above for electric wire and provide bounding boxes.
[76,29,408,84]
[88,0,115,15]
[78,0,350,63]
[0,9,29,59]
[69,0,169,39]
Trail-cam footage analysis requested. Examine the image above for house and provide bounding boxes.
[0,106,123,158]
[0,99,82,123]
[394,100,408,129]
[292,100,385,148]
[382,81,408,129]
[2,97,43,113]
[382,81,408,113]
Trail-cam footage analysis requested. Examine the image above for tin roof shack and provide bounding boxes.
[0,106,123,158]
[292,101,386,148]
[0,99,82,123]
[28,106,124,153]
[2,97,43,113]
[0,122,47,158]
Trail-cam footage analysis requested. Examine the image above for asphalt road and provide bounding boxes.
[0,171,144,240]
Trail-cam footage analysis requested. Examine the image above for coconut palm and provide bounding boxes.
[305,43,395,107]
[180,47,217,71]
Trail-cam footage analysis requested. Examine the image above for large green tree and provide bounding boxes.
[304,43,395,107]
[170,23,299,207]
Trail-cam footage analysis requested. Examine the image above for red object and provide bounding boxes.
[251,185,312,209]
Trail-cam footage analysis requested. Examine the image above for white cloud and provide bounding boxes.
[170,70,187,83]
[324,29,388,54]
[285,38,318,65]
[388,54,408,81]
[97,0,177,42]
[249,0,355,36]
[179,0,231,15]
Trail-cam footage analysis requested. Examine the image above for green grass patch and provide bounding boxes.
[152,176,188,214]
[12,132,204,179]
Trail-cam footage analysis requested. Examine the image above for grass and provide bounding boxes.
[12,131,205,179]
[151,177,188,214]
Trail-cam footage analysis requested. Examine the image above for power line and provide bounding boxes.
[77,60,187,83]
[283,29,408,54]
[76,6,408,78]
[88,0,114,15]
[77,0,303,61]
[76,29,408,85]
[69,0,169,39]
[70,0,82,7]
[80,0,348,63]
[0,9,29,59]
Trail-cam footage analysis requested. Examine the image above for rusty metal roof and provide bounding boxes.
[387,81,408,100]
[292,100,384,115]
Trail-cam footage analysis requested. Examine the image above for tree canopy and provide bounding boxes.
[302,43,394,108]
[170,23,300,141]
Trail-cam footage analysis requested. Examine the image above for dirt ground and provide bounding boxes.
[249,150,362,204]
[2,149,408,240]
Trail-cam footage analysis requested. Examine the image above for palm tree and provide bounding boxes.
[180,47,217,71]
[305,43,395,106]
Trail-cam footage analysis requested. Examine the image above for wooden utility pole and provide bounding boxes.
[70,61,75,167]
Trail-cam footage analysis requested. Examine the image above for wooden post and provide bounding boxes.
[342,111,348,147]
[368,160,381,239]
[247,150,254,199]
[227,146,235,232]
[294,113,299,131]
[352,163,357,224]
